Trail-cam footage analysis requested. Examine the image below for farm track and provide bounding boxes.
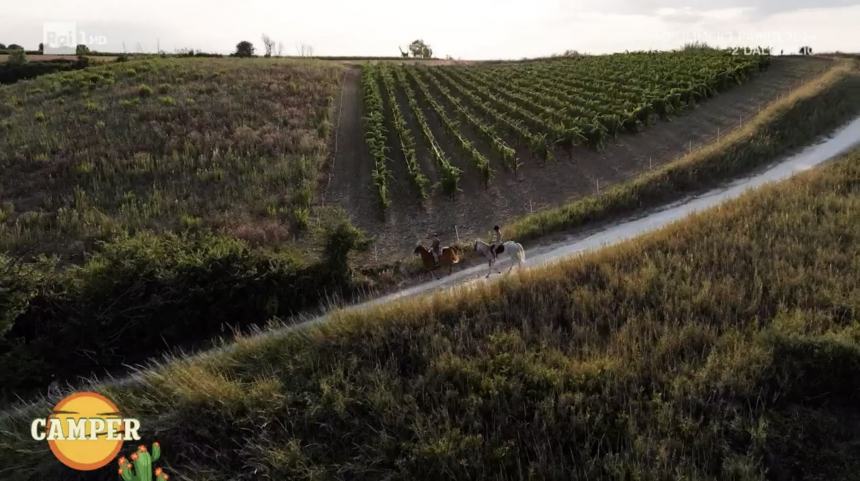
[326,56,833,260]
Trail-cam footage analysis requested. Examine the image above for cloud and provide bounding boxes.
[654,6,756,23]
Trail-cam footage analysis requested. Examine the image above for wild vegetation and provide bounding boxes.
[360,51,769,205]
[0,57,342,258]
[3,144,858,480]
[0,58,385,401]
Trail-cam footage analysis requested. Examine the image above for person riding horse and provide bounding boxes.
[431,234,442,265]
[490,225,503,261]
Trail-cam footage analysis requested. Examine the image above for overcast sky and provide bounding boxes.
[2,0,858,58]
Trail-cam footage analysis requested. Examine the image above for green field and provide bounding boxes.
[362,51,769,205]
[3,143,858,480]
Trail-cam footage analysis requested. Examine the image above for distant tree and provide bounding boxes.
[261,34,275,57]
[0,43,6,50]
[7,44,23,51]
[799,46,813,55]
[75,44,90,55]
[7,49,26,66]
[234,40,255,57]
[408,39,433,59]
[38,42,44,54]
[277,41,284,57]
[297,43,314,57]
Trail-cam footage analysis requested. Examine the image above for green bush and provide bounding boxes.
[0,228,369,399]
[138,83,154,97]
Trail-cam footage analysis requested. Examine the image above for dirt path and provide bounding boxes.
[325,67,382,227]
[325,57,833,262]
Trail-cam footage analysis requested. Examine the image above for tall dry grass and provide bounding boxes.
[2,145,857,480]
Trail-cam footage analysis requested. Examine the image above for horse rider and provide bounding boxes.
[490,225,502,261]
[431,233,442,265]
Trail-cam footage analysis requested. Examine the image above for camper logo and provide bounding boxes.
[30,391,141,471]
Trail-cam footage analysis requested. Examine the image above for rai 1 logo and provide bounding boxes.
[30,391,170,479]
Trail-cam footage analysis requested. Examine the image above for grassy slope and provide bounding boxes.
[2,145,858,479]
[0,58,342,259]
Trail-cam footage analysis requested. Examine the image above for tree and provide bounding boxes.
[234,40,255,57]
[261,34,275,57]
[408,39,433,59]
[277,41,284,57]
[76,44,90,55]
[7,44,23,51]
[297,43,314,57]
[0,43,6,50]
[7,49,26,66]
[38,43,44,54]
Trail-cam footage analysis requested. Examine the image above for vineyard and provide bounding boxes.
[361,51,769,206]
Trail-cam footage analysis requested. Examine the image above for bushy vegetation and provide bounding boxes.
[0,223,370,401]
[0,58,342,258]
[0,59,85,84]
[2,142,858,480]
[0,58,383,401]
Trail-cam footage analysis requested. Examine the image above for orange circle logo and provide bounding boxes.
[42,392,127,470]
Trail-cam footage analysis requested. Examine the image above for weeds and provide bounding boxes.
[0,58,343,259]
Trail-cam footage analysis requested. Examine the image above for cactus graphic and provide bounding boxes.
[117,442,168,481]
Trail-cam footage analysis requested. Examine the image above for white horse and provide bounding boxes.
[473,240,526,278]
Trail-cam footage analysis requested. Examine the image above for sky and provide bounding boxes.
[1,0,858,59]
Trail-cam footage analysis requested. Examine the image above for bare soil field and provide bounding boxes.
[326,56,833,259]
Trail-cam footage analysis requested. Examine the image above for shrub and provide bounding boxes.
[0,226,369,399]
[158,95,176,106]
[7,49,26,66]
[138,84,154,97]
[321,222,371,284]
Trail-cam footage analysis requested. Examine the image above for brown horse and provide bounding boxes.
[414,244,461,277]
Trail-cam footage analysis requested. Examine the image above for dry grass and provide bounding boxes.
[0,57,343,260]
[2,145,858,480]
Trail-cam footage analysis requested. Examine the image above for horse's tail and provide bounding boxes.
[516,243,526,264]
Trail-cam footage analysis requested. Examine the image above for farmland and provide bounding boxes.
[3,142,858,480]
[361,51,769,205]
[333,54,832,256]
[0,49,858,480]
